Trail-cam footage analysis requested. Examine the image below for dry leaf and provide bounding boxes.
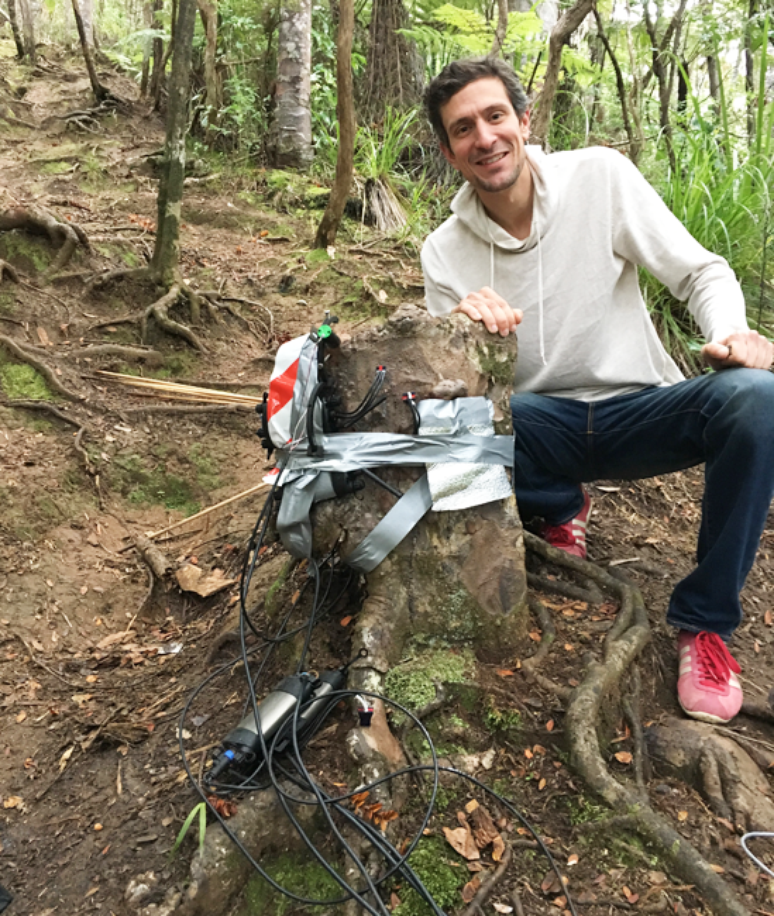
[614,751,633,765]
[546,719,555,732]
[495,669,514,677]
[15,710,26,724]
[709,864,725,874]
[677,810,688,822]
[340,615,352,627]
[469,803,499,849]
[465,799,479,813]
[3,796,23,809]
[175,565,237,597]
[492,834,506,862]
[541,872,563,895]
[443,826,480,860]
[492,904,513,914]
[524,749,534,759]
[765,609,772,626]
[538,777,547,790]
[59,745,75,772]
[567,854,579,866]
[390,892,401,910]
[461,877,481,903]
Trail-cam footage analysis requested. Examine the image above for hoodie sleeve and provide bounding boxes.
[607,151,748,343]
[420,236,460,317]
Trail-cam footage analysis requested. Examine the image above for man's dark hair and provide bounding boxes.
[424,57,529,148]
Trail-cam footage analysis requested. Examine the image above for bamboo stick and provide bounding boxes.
[93,370,262,406]
[142,481,270,541]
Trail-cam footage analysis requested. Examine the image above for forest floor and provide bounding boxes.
[1,44,774,916]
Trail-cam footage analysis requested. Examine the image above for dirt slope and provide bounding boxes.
[1,45,773,916]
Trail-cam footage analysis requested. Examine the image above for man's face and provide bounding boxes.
[440,77,531,195]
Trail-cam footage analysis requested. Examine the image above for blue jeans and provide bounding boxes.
[510,369,774,640]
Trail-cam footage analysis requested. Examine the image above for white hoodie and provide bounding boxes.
[421,146,748,402]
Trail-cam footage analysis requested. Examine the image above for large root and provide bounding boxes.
[89,268,207,351]
[0,206,90,277]
[524,531,752,916]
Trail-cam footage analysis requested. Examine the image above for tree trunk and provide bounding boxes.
[269,0,313,169]
[149,0,165,107]
[6,0,25,59]
[593,7,640,164]
[151,0,197,287]
[314,0,355,248]
[490,0,508,57]
[197,0,220,129]
[80,0,93,45]
[17,0,35,65]
[530,0,593,144]
[71,0,107,103]
[140,0,153,96]
[363,0,422,118]
[706,54,719,117]
[745,0,758,145]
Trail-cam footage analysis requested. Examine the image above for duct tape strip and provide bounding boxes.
[278,431,514,474]
[344,473,433,573]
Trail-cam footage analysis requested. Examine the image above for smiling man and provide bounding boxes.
[421,57,774,725]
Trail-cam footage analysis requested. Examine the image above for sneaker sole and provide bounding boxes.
[678,697,735,725]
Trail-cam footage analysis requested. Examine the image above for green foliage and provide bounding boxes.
[111,453,201,515]
[355,107,422,181]
[170,802,207,857]
[392,837,466,916]
[0,362,54,400]
[483,696,521,737]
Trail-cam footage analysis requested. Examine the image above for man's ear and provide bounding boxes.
[520,110,531,140]
[440,143,458,169]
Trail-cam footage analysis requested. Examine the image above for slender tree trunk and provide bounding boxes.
[17,0,35,65]
[270,0,313,169]
[151,0,197,286]
[6,0,26,58]
[196,0,220,129]
[315,0,355,248]
[80,0,93,45]
[593,6,639,164]
[140,0,153,95]
[706,54,719,115]
[72,0,108,102]
[490,0,508,58]
[745,0,758,145]
[149,0,165,106]
[530,0,593,143]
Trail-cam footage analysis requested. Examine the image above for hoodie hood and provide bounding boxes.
[449,146,554,251]
[449,145,552,365]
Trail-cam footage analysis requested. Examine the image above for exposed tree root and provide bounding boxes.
[0,206,90,277]
[0,334,84,400]
[459,842,513,916]
[0,259,19,283]
[70,344,163,363]
[523,530,752,916]
[88,268,207,351]
[521,596,572,701]
[527,571,604,605]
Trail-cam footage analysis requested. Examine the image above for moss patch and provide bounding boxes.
[393,837,467,916]
[384,649,473,716]
[0,230,52,274]
[110,453,201,515]
[475,340,516,387]
[237,851,343,916]
[0,362,54,400]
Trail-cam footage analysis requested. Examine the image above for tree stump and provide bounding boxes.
[310,304,527,683]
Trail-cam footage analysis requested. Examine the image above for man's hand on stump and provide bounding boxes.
[453,287,522,337]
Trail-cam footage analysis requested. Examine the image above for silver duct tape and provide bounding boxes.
[278,431,514,473]
[418,399,512,512]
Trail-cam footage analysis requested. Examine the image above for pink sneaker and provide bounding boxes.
[677,631,743,724]
[538,491,592,559]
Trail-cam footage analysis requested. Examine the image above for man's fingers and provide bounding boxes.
[454,291,520,336]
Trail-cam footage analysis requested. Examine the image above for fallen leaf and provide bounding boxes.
[541,872,563,895]
[340,615,352,627]
[546,719,555,732]
[390,892,401,910]
[15,710,26,724]
[492,904,513,914]
[614,751,633,765]
[59,745,75,772]
[3,796,23,809]
[765,609,772,626]
[443,825,480,860]
[465,799,479,814]
[709,864,725,874]
[677,810,688,822]
[175,565,237,598]
[461,877,481,902]
[538,777,547,790]
[492,834,506,862]
[495,669,514,677]
[567,854,579,866]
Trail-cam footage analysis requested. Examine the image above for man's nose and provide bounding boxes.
[474,121,497,147]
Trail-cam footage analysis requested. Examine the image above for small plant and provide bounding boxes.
[483,697,521,737]
[170,802,207,857]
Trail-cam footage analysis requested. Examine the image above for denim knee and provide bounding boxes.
[702,368,774,440]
